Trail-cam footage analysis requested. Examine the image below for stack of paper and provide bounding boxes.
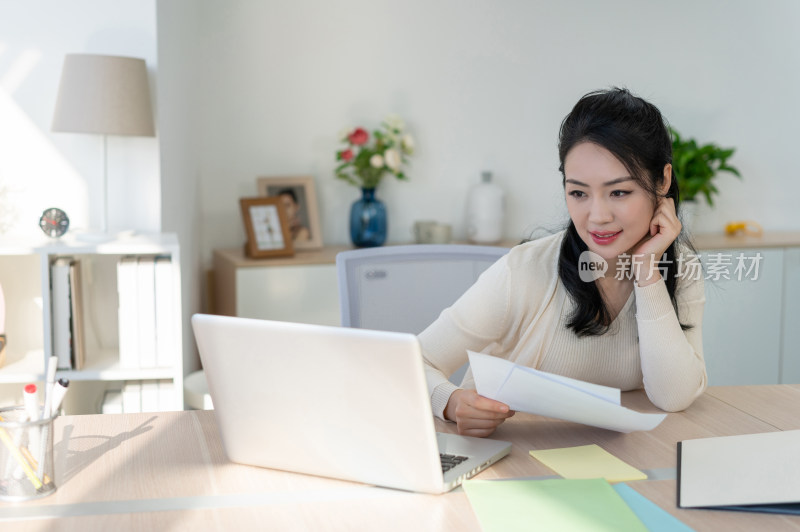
[463,478,694,532]
[468,351,666,433]
[465,443,694,532]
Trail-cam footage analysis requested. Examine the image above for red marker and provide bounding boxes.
[23,384,38,421]
[23,383,41,459]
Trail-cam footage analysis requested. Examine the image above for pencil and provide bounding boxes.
[0,420,43,490]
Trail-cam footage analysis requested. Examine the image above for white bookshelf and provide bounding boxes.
[0,232,183,413]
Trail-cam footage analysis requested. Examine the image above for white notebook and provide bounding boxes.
[678,430,800,514]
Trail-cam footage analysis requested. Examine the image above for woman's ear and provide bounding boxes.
[661,163,673,196]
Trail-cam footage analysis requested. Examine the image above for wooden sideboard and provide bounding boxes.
[213,232,800,386]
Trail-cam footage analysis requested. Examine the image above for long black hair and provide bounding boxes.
[557,87,693,336]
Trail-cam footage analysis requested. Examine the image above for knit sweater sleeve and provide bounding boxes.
[418,255,512,419]
[634,270,707,412]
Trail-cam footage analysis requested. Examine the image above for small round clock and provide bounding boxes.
[39,207,70,238]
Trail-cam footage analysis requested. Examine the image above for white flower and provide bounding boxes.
[385,114,404,131]
[384,149,401,172]
[401,134,414,154]
[370,154,384,168]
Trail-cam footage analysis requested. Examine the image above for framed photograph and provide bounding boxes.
[239,197,295,259]
[256,175,323,250]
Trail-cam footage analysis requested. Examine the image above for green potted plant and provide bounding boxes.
[670,127,741,207]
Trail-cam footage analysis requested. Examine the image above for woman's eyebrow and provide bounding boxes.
[564,176,633,187]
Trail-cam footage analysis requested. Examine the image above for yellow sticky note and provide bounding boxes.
[529,444,647,483]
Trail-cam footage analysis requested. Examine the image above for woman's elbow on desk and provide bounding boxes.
[645,378,707,413]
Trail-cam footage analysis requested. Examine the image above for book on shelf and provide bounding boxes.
[154,256,175,368]
[68,259,86,370]
[117,257,140,369]
[108,380,175,413]
[51,257,72,369]
[118,255,176,370]
[101,389,123,414]
[50,257,88,370]
[122,380,142,413]
[141,380,159,412]
[137,256,157,368]
[158,379,176,411]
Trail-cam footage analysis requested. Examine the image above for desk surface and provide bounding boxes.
[3,385,800,531]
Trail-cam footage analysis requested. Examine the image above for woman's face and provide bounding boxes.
[279,193,299,218]
[563,142,656,264]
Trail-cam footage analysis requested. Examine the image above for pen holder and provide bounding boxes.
[0,406,56,501]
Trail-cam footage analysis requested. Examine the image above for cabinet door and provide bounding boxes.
[701,248,782,385]
[237,264,340,326]
[782,247,800,383]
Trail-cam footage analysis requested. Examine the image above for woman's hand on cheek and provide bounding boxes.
[630,197,681,285]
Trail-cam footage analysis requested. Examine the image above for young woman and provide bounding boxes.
[420,88,706,437]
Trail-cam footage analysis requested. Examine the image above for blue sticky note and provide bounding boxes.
[613,483,695,532]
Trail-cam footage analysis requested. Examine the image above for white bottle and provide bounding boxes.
[466,171,505,244]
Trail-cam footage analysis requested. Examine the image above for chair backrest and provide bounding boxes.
[336,244,510,335]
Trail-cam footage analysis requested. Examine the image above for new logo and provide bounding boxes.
[578,250,608,282]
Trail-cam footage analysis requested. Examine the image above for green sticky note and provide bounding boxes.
[463,478,648,532]
[530,444,647,482]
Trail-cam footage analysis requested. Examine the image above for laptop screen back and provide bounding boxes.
[192,314,445,492]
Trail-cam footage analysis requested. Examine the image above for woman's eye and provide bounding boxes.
[611,190,631,198]
[568,190,585,198]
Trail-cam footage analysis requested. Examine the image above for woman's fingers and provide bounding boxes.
[449,390,515,436]
[463,392,512,416]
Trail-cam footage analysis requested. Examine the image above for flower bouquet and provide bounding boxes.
[335,115,414,190]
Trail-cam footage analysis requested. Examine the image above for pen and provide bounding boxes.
[42,356,58,420]
[0,415,43,490]
[36,356,58,480]
[50,378,70,415]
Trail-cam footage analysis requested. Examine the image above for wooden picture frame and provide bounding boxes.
[256,175,323,250]
[239,197,295,258]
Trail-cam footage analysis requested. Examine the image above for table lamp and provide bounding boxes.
[52,53,155,240]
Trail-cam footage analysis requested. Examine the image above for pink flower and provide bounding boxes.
[348,127,369,146]
[339,148,354,162]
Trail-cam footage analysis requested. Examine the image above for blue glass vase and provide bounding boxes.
[349,188,387,247]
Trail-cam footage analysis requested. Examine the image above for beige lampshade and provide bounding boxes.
[52,54,155,137]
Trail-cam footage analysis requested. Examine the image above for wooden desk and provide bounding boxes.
[3,386,800,531]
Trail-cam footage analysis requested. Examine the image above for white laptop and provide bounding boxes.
[191,313,511,494]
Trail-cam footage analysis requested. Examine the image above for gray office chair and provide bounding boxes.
[336,244,509,384]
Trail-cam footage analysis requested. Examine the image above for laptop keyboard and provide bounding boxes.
[440,453,469,473]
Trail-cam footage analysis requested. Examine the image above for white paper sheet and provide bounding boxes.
[468,351,666,433]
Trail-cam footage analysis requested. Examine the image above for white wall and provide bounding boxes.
[178,0,800,272]
[156,0,203,373]
[4,1,799,377]
[0,0,159,236]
